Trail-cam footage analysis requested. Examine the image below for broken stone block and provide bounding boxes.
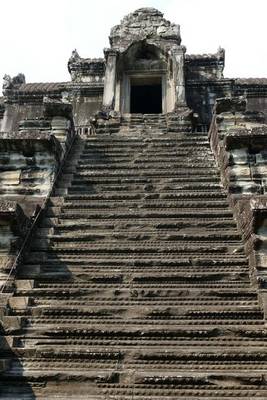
[229,148,248,165]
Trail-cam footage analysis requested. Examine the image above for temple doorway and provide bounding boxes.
[130,76,162,114]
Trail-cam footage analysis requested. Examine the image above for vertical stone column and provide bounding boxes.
[103,49,118,111]
[173,46,187,107]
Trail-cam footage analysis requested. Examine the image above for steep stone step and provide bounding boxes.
[47,208,235,218]
[66,183,223,194]
[56,191,228,201]
[63,181,223,191]
[59,200,231,211]
[4,129,265,398]
[40,217,238,230]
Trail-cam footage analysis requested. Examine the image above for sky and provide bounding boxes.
[0,0,266,94]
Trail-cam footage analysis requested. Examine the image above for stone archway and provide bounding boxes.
[116,41,168,114]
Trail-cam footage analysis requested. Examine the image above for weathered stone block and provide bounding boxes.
[229,148,248,165]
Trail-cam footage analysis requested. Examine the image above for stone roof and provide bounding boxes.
[186,53,224,61]
[186,48,225,63]
[126,7,163,18]
[18,82,67,93]
[235,78,267,85]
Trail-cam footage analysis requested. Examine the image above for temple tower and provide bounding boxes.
[102,8,187,114]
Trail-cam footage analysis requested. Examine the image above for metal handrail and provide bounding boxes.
[0,131,77,294]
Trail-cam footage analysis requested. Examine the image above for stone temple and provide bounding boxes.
[1,7,267,399]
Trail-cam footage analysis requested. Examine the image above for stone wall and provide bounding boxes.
[209,96,267,314]
[0,98,76,295]
[1,76,104,134]
[234,78,267,122]
[0,201,29,290]
[185,49,225,81]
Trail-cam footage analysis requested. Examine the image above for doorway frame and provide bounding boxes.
[119,72,167,114]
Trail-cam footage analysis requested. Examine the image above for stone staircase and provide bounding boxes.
[121,114,167,134]
[1,127,267,399]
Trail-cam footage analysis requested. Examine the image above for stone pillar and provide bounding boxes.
[173,46,187,107]
[103,49,118,111]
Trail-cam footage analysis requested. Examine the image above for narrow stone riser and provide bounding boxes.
[55,192,228,202]
[85,135,208,141]
[30,298,258,309]
[21,263,248,279]
[57,202,231,211]
[20,261,249,276]
[19,278,252,292]
[22,254,248,266]
[75,159,215,167]
[25,317,263,329]
[81,140,209,146]
[79,146,212,153]
[65,186,223,196]
[75,161,216,169]
[83,141,210,148]
[42,231,241,242]
[46,209,235,219]
[62,182,223,193]
[10,333,267,350]
[68,172,220,180]
[41,217,237,229]
[8,356,267,377]
[34,222,241,239]
[82,144,211,151]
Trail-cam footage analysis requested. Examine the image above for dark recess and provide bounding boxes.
[130,84,162,114]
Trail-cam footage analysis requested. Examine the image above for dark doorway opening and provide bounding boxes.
[130,78,162,114]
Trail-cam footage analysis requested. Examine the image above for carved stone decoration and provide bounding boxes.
[109,8,181,51]
[2,73,25,93]
[2,75,12,90]
[69,49,81,63]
